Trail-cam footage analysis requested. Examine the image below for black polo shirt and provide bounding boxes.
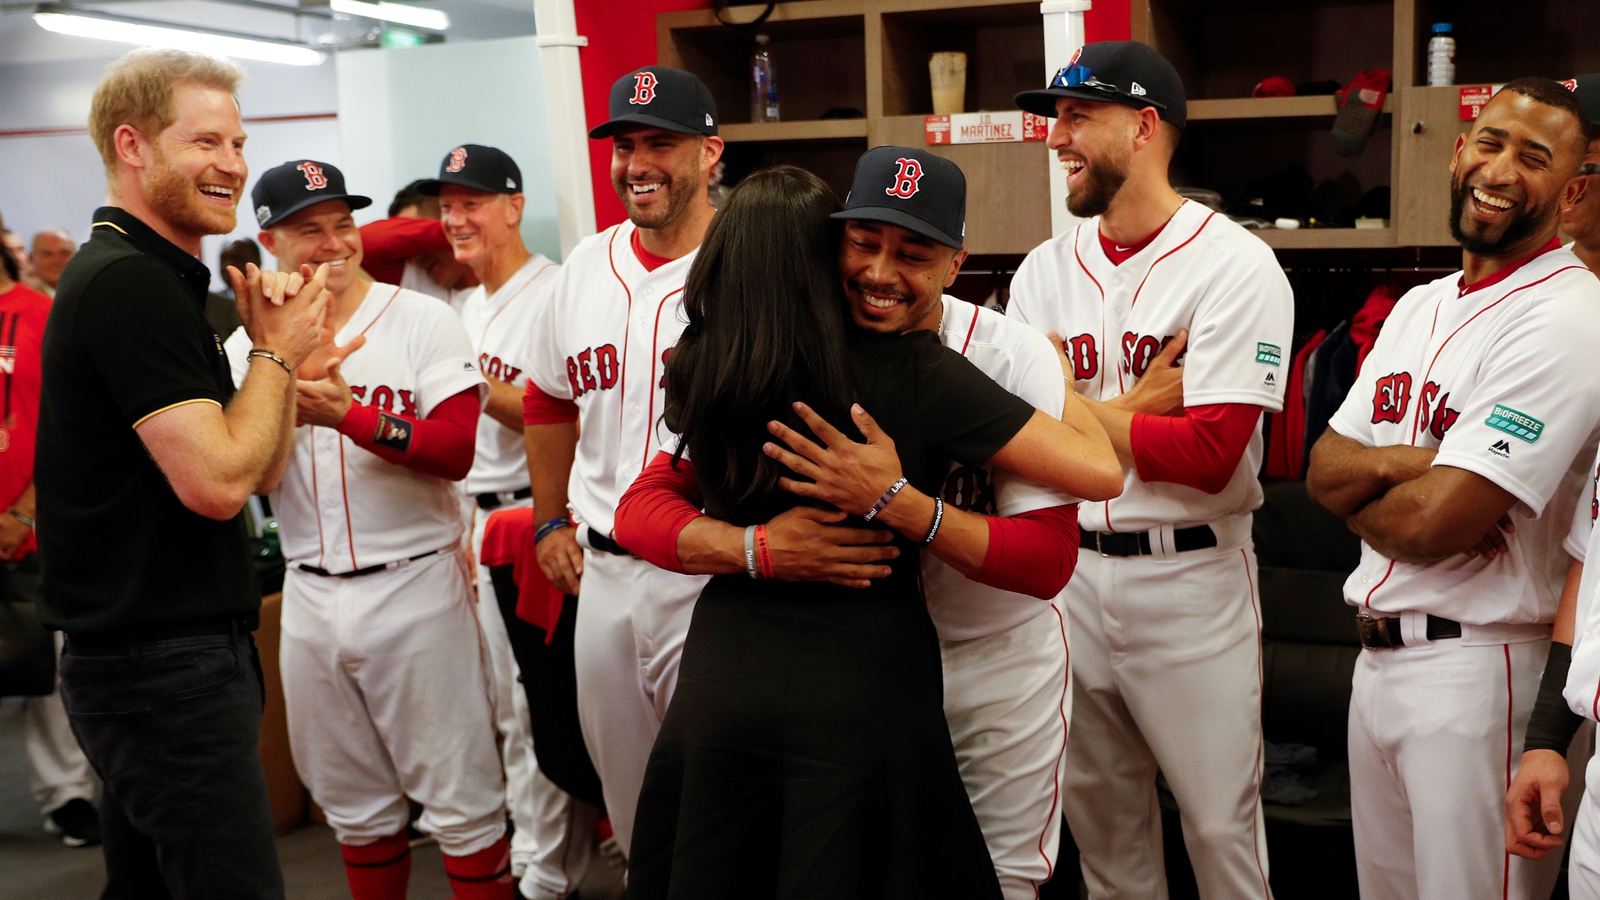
[35,206,258,634]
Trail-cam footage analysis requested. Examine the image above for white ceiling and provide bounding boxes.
[0,0,540,65]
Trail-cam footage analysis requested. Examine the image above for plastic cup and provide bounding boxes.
[929,52,967,115]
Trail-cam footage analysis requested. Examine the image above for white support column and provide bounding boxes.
[534,0,596,257]
[1040,0,1091,238]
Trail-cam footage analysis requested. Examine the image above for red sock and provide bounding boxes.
[442,835,513,900]
[341,830,412,900]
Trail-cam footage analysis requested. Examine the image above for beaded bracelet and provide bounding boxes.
[920,497,945,547]
[863,476,909,522]
[534,516,573,545]
[744,525,762,579]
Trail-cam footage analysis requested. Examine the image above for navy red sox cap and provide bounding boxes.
[417,144,522,197]
[1016,40,1188,130]
[252,159,371,229]
[831,146,966,250]
[1564,74,1600,130]
[588,66,718,139]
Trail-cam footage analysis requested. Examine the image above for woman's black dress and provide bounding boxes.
[628,329,1039,900]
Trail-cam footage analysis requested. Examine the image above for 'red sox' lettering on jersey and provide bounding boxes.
[566,345,620,397]
[1370,372,1412,424]
[348,384,418,418]
[478,355,522,384]
[1063,333,1098,380]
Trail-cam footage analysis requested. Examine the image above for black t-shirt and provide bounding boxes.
[35,207,258,634]
[703,327,1036,603]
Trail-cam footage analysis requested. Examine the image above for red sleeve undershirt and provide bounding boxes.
[975,504,1080,599]
[524,379,579,425]
[1129,403,1261,495]
[614,450,705,572]
[356,217,451,285]
[336,387,480,480]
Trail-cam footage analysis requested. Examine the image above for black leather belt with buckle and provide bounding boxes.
[1355,612,1463,649]
[1080,525,1218,558]
[298,549,441,579]
[476,487,533,511]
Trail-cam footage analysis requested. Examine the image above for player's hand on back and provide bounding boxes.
[765,402,904,516]
[536,526,584,597]
[230,262,331,369]
[764,506,898,589]
[296,357,355,429]
[1506,748,1570,859]
[1113,329,1187,417]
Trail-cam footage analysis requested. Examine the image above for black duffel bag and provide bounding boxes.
[0,564,56,696]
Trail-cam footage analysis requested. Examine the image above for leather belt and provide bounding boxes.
[585,527,632,557]
[476,487,533,511]
[1355,612,1463,649]
[1080,525,1217,558]
[298,549,441,579]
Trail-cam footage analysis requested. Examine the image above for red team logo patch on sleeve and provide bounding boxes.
[630,72,658,105]
[446,147,468,173]
[297,162,328,190]
[886,158,924,198]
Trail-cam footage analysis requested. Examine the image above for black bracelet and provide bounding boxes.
[534,516,573,545]
[1524,641,1586,754]
[920,497,944,547]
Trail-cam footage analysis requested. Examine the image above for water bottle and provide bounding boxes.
[1427,23,1456,87]
[751,34,780,123]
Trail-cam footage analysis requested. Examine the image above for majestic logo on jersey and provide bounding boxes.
[371,411,412,452]
[1120,332,1179,379]
[446,147,468,173]
[349,384,418,418]
[1255,342,1281,366]
[1063,334,1098,380]
[1370,372,1412,424]
[1489,439,1512,459]
[941,465,997,515]
[1486,404,1544,443]
[567,345,620,398]
[479,354,523,384]
[885,158,924,199]
[1417,381,1459,440]
[629,72,658,105]
[297,161,328,191]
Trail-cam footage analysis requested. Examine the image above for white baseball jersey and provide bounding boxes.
[1568,454,1599,564]
[224,283,487,572]
[524,221,694,541]
[1567,445,1600,718]
[925,295,1076,642]
[1329,245,1600,626]
[460,254,560,495]
[1007,200,1293,534]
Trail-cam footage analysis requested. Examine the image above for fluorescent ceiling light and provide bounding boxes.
[33,10,327,66]
[329,0,448,31]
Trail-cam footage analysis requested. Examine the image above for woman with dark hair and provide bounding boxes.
[622,165,1120,898]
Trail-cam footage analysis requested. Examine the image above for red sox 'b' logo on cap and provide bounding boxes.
[630,72,658,106]
[297,161,328,190]
[1564,78,1579,92]
[886,158,924,199]
[446,147,468,173]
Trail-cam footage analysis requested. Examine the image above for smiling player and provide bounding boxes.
[1306,79,1600,900]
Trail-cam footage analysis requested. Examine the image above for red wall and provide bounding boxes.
[576,0,1133,229]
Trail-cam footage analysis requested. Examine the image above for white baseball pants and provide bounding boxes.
[1062,542,1272,900]
[1350,633,1566,900]
[25,635,95,816]
[280,549,506,855]
[1564,727,1600,899]
[941,599,1072,900]
[572,549,706,858]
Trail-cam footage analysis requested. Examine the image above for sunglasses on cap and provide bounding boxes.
[1049,64,1169,110]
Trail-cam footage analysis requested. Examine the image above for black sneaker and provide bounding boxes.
[45,799,102,848]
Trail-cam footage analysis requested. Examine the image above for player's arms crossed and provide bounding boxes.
[1340,462,1518,566]
[140,265,328,520]
[1305,430,1438,517]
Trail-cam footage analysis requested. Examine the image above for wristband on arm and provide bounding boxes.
[1524,641,1586,754]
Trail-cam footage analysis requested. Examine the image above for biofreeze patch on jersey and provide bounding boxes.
[1256,342,1282,366]
[1487,405,1544,443]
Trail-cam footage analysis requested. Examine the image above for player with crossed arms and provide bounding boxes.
[522,66,722,861]
[421,143,592,900]
[1008,41,1292,899]
[1306,78,1600,900]
[224,159,513,900]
